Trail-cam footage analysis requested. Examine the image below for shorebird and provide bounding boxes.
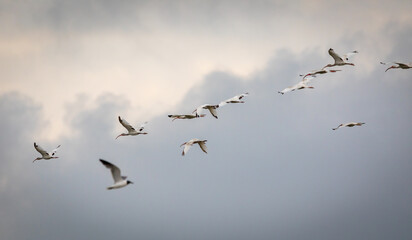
[33,142,60,163]
[278,80,314,95]
[193,104,220,119]
[219,93,249,107]
[332,122,365,130]
[180,138,208,156]
[380,62,412,72]
[168,113,206,121]
[99,159,133,190]
[323,48,357,68]
[116,116,148,139]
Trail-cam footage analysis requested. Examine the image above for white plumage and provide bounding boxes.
[180,138,208,156]
[219,93,249,107]
[33,142,61,163]
[193,104,220,119]
[116,116,148,139]
[99,159,133,190]
[323,48,357,68]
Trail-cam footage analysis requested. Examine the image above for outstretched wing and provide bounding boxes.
[118,116,136,133]
[194,104,207,116]
[207,107,218,119]
[198,141,208,154]
[51,145,61,156]
[343,50,358,61]
[34,142,50,158]
[138,121,148,132]
[395,62,411,68]
[328,48,344,64]
[181,143,192,156]
[238,93,249,100]
[99,159,122,183]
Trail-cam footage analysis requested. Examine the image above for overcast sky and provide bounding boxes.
[1,0,412,239]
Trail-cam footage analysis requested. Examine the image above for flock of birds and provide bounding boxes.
[33,48,411,190]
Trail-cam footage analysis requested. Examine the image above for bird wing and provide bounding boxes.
[50,145,61,156]
[343,51,358,61]
[34,142,50,158]
[138,121,148,132]
[182,143,192,156]
[194,104,207,116]
[328,48,344,64]
[207,107,218,118]
[118,116,136,133]
[99,159,123,183]
[302,75,315,83]
[198,141,208,154]
[279,86,294,94]
[238,93,249,99]
[395,62,410,68]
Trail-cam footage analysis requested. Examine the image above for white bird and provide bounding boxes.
[180,138,208,156]
[116,116,148,139]
[193,104,220,119]
[219,93,249,107]
[33,142,60,163]
[99,159,133,190]
[168,113,206,121]
[380,61,412,72]
[278,80,314,95]
[323,48,357,68]
[332,122,365,130]
[301,68,342,78]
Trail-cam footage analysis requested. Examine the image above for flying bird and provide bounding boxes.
[219,93,249,107]
[193,104,220,119]
[99,159,133,190]
[300,68,342,78]
[180,138,208,156]
[380,62,412,72]
[332,122,365,130]
[116,116,148,139]
[278,80,314,95]
[33,142,60,163]
[323,48,357,68]
[168,113,206,121]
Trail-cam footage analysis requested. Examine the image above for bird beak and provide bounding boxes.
[115,134,122,139]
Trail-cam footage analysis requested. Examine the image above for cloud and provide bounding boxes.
[2,32,412,238]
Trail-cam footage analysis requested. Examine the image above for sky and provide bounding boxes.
[1,0,412,239]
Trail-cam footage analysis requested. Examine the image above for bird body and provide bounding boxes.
[332,122,365,130]
[168,113,206,121]
[33,142,60,163]
[323,48,357,68]
[219,93,249,107]
[180,138,208,156]
[116,116,148,139]
[99,159,133,190]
